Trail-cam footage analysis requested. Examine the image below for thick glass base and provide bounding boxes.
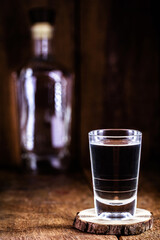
[95,198,136,220]
[21,152,70,173]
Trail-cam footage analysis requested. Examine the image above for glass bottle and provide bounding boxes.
[17,8,73,172]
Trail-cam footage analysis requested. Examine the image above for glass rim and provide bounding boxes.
[88,129,142,138]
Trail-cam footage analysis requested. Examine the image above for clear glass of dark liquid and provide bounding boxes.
[89,129,142,220]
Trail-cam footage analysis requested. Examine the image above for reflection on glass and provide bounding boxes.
[24,75,36,150]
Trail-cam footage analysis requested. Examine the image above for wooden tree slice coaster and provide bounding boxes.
[73,208,153,235]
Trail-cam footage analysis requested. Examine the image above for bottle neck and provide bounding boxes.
[31,22,54,59]
[32,38,53,58]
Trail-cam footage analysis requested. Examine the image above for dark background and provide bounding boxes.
[0,0,160,175]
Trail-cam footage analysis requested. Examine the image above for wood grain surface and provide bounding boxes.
[80,0,160,171]
[120,174,160,240]
[0,171,117,239]
[0,171,159,239]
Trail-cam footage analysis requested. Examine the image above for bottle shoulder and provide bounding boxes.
[19,58,73,79]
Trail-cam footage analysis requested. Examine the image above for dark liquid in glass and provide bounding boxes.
[90,140,141,219]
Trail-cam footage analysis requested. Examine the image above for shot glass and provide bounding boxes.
[89,129,142,220]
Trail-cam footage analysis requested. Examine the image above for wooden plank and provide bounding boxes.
[80,0,111,169]
[80,0,160,171]
[0,0,30,167]
[53,0,78,169]
[0,171,117,239]
[0,0,22,166]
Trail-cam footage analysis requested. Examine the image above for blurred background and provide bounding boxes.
[0,0,160,176]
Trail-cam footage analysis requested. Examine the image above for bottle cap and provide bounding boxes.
[29,8,56,25]
[31,23,54,39]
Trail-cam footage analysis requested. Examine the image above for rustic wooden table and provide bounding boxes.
[0,170,159,240]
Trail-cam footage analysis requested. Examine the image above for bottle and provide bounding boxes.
[17,8,73,172]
